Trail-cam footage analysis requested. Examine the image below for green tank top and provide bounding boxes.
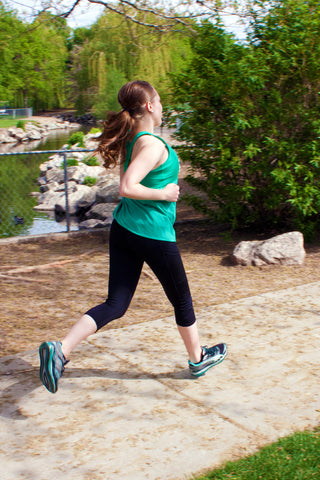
[113,131,179,241]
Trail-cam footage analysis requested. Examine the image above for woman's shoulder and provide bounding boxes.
[132,132,167,150]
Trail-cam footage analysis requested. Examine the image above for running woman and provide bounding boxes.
[39,80,227,393]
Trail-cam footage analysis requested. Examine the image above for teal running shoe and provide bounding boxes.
[188,343,227,377]
[39,341,68,393]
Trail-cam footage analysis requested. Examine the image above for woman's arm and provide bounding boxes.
[119,136,180,202]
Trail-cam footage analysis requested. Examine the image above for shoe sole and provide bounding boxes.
[39,342,58,393]
[190,350,227,377]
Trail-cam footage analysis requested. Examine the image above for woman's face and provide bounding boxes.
[150,92,163,127]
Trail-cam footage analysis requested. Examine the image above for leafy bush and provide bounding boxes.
[83,176,97,186]
[60,158,79,168]
[16,120,25,130]
[172,2,320,237]
[83,155,99,166]
[67,131,85,148]
[89,127,102,134]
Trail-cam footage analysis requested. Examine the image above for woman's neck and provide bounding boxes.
[131,116,155,138]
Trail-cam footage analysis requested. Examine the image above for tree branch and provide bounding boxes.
[60,0,82,18]
[45,0,231,31]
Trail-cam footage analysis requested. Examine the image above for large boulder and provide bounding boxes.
[85,203,117,221]
[0,132,16,143]
[96,184,121,203]
[34,191,65,211]
[26,129,42,140]
[55,185,97,215]
[231,231,305,266]
[8,127,28,142]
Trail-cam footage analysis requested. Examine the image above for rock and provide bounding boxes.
[8,127,28,141]
[0,118,79,145]
[231,231,305,266]
[46,168,65,184]
[26,129,42,140]
[54,185,97,215]
[96,184,121,203]
[0,132,16,143]
[95,174,118,188]
[34,191,65,211]
[79,218,111,230]
[40,181,59,193]
[85,203,117,221]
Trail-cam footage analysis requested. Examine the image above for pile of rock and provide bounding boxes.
[34,133,121,230]
[0,119,79,144]
[231,231,305,266]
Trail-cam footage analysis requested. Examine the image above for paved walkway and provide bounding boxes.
[1,282,320,480]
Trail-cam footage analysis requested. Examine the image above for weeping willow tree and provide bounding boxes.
[69,5,194,117]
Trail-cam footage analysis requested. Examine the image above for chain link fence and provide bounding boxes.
[0,149,95,239]
[0,107,33,119]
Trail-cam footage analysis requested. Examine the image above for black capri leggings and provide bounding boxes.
[86,219,196,330]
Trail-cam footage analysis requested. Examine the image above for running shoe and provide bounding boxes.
[39,341,68,393]
[188,343,227,377]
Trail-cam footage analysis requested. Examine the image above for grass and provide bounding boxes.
[193,427,320,480]
[60,157,79,168]
[0,116,28,128]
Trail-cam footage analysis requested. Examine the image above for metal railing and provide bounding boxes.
[0,149,95,238]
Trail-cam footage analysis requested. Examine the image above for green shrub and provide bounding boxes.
[60,158,79,168]
[89,127,102,134]
[83,155,99,166]
[67,131,85,148]
[83,176,97,186]
[16,120,25,130]
[172,4,320,236]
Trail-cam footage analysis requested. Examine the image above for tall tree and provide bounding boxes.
[0,4,70,109]
[69,6,194,116]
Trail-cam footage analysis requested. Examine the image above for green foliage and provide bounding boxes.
[69,6,194,118]
[60,158,79,168]
[172,3,320,235]
[195,426,320,479]
[16,120,25,130]
[83,156,99,166]
[0,6,70,110]
[0,2,193,115]
[89,127,102,134]
[92,67,127,117]
[82,176,97,186]
[67,131,85,148]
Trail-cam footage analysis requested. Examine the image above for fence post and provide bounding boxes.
[62,152,70,232]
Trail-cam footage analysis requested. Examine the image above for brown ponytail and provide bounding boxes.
[95,80,156,169]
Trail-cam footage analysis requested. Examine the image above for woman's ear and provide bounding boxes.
[146,101,153,113]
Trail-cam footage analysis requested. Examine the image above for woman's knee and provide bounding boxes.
[174,295,196,327]
[85,297,130,330]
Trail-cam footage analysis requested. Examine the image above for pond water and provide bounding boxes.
[0,126,91,238]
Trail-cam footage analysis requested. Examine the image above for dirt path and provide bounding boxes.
[1,218,320,358]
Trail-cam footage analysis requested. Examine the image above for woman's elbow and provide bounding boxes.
[119,183,130,198]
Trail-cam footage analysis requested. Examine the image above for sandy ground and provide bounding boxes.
[1,220,320,358]
[0,279,319,480]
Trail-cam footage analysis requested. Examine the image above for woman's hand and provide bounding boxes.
[163,183,180,202]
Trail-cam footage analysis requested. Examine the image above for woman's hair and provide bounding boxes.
[95,80,156,169]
